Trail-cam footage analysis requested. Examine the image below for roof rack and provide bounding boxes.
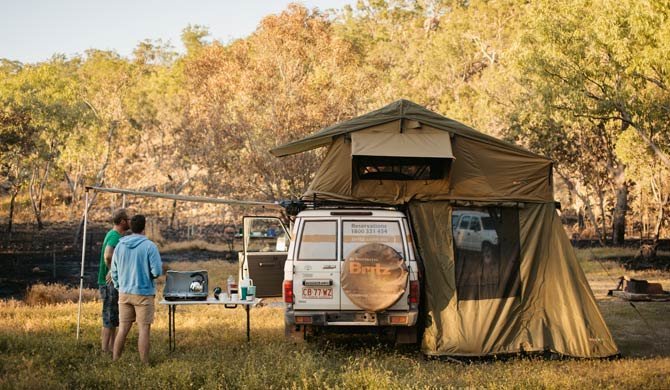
[280,195,400,216]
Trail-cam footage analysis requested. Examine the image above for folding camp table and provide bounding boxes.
[159,297,262,351]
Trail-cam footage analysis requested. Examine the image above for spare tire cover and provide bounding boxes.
[341,243,408,312]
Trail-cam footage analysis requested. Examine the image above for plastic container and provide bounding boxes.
[227,275,238,296]
[240,278,253,300]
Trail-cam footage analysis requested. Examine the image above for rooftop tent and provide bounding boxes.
[271,99,554,204]
[271,100,618,358]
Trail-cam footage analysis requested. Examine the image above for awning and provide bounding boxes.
[351,131,454,159]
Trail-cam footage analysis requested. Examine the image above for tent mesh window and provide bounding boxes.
[452,207,521,301]
[354,156,450,181]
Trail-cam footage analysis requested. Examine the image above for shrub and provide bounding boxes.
[25,283,98,306]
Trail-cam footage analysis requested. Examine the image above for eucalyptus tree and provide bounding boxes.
[0,63,36,232]
[616,129,669,243]
[0,57,87,229]
[510,0,670,244]
[181,5,368,202]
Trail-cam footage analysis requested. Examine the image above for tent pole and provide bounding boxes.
[76,190,90,342]
[122,194,126,208]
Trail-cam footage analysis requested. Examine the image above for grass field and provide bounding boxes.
[1,249,669,389]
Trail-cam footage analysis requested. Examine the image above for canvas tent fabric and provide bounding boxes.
[271,99,618,358]
[409,201,618,357]
[272,100,553,204]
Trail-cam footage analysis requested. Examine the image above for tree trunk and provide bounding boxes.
[29,165,48,230]
[597,190,607,244]
[7,188,19,233]
[612,183,628,245]
[652,205,664,244]
[170,199,177,229]
[556,171,603,243]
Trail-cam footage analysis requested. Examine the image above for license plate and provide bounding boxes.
[302,287,333,299]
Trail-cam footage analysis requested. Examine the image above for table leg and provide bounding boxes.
[246,305,250,342]
[168,305,176,352]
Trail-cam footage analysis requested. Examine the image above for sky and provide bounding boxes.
[1,0,356,63]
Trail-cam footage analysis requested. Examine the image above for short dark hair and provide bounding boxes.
[112,209,129,225]
[130,215,146,233]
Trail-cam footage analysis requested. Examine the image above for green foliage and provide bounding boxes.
[1,1,670,238]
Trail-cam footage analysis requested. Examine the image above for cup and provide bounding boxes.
[220,293,229,301]
[231,293,238,301]
[241,286,248,300]
[247,286,256,301]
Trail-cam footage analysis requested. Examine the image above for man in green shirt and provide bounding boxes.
[98,208,130,353]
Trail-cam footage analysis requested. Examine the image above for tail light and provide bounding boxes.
[409,280,419,304]
[283,280,294,303]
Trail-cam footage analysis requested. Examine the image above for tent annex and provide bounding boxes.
[271,99,618,358]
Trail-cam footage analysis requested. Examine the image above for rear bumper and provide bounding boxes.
[285,309,418,327]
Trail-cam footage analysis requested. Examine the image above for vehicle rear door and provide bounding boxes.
[340,218,409,311]
[293,218,340,310]
[242,216,290,297]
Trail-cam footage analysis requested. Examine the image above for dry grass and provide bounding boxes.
[24,283,98,306]
[0,250,669,388]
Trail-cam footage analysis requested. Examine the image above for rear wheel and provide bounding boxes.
[393,326,418,345]
[285,318,306,342]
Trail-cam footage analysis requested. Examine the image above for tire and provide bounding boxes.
[341,243,409,312]
[394,326,418,345]
[284,322,306,343]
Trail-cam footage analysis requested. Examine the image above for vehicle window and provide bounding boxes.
[452,207,521,301]
[342,220,404,260]
[403,219,416,261]
[245,217,289,253]
[451,215,460,231]
[458,216,471,230]
[298,221,337,261]
[354,156,449,180]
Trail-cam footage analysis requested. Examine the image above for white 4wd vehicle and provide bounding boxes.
[452,210,499,262]
[285,209,420,341]
[240,208,420,342]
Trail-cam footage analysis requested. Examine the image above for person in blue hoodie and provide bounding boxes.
[110,214,164,364]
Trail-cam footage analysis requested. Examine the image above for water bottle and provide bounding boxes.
[227,275,235,295]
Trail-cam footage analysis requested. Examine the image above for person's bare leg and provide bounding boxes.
[137,323,151,364]
[101,327,111,352]
[107,327,117,352]
[113,322,132,361]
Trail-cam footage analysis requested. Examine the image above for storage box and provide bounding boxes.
[163,270,209,301]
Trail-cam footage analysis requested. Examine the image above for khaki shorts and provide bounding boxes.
[119,293,155,324]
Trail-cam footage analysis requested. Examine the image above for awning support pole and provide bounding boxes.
[76,190,90,342]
